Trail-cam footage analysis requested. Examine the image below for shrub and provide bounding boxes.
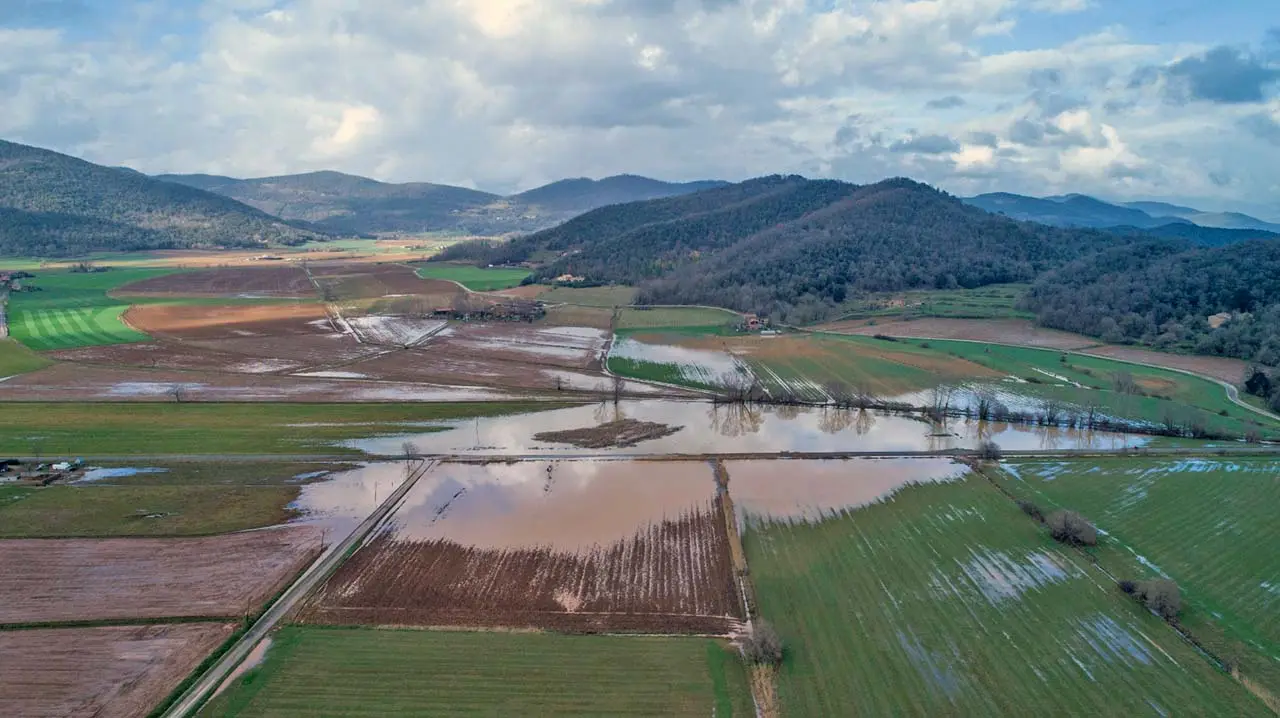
[1017,500,1044,522]
[1133,579,1181,621]
[742,620,784,666]
[976,440,1003,461]
[1118,579,1136,594]
[1046,510,1097,546]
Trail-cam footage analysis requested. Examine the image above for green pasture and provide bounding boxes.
[743,475,1266,716]
[541,284,638,307]
[202,627,752,717]
[995,457,1280,698]
[6,268,178,351]
[617,306,741,330]
[415,263,531,291]
[0,338,52,376]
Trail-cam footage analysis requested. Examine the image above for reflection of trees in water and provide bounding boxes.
[816,407,876,436]
[593,401,625,425]
[708,403,764,437]
[771,403,804,421]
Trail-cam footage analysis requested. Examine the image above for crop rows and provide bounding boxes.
[300,500,741,633]
[12,305,147,351]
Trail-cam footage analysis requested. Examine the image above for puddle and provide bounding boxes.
[289,463,411,538]
[724,458,965,521]
[382,460,718,550]
[75,467,169,483]
[342,400,1148,456]
[948,548,1076,605]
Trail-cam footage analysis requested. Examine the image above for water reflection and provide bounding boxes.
[343,400,1148,456]
[289,462,410,537]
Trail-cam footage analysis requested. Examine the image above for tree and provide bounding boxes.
[976,440,1002,461]
[1130,579,1181,621]
[1112,370,1140,396]
[742,620,784,665]
[611,374,625,404]
[400,441,419,461]
[1046,510,1097,546]
[1243,366,1272,398]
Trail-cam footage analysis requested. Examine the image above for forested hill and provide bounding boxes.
[0,140,324,256]
[437,175,1132,323]
[1024,239,1280,367]
[509,175,730,213]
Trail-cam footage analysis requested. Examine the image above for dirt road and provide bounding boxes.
[160,459,435,718]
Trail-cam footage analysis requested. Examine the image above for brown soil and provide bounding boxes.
[45,341,305,374]
[820,317,1097,350]
[345,346,608,392]
[117,266,315,298]
[543,304,614,329]
[535,419,682,448]
[492,285,547,299]
[310,263,449,300]
[298,500,741,634]
[126,302,331,340]
[0,623,234,718]
[1082,345,1250,385]
[186,335,378,365]
[0,526,321,624]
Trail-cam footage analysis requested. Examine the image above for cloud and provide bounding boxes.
[925,95,967,110]
[1240,111,1280,145]
[890,133,962,155]
[1157,46,1280,104]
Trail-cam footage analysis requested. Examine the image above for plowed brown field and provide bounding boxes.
[299,500,740,634]
[45,341,305,374]
[0,526,321,624]
[126,302,332,340]
[117,266,315,297]
[310,263,451,300]
[0,623,234,718]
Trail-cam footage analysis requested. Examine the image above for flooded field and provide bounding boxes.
[609,336,746,385]
[345,399,1148,456]
[724,457,967,521]
[288,462,411,539]
[299,460,741,633]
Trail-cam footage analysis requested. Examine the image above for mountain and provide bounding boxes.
[965,191,1280,239]
[510,175,730,213]
[438,175,1135,323]
[1122,201,1280,233]
[156,171,727,236]
[0,140,325,256]
[156,170,501,235]
[1026,238,1280,367]
[1108,222,1280,247]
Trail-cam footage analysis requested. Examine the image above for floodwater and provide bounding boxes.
[288,462,410,538]
[381,460,718,550]
[724,457,966,521]
[74,467,169,483]
[609,337,746,385]
[343,399,1148,456]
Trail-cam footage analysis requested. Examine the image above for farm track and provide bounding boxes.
[160,459,435,718]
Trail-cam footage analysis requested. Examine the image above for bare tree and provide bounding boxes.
[401,441,419,461]
[611,374,625,404]
[1124,579,1181,621]
[976,440,1002,461]
[170,383,189,403]
[1112,370,1140,396]
[742,620,784,666]
[1046,510,1098,546]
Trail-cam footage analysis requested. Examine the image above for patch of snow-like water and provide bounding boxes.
[294,371,369,379]
[107,382,207,397]
[939,548,1076,605]
[1032,367,1085,387]
[896,629,966,699]
[75,467,169,483]
[346,316,446,346]
[1076,614,1153,666]
[227,359,299,374]
[609,337,748,386]
[453,338,588,360]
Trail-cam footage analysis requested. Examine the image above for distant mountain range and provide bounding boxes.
[154,171,728,236]
[0,140,324,256]
[963,192,1280,245]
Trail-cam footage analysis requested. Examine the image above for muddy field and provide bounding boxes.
[819,317,1097,350]
[45,341,307,374]
[1081,345,1250,385]
[300,461,740,633]
[117,265,316,298]
[310,263,451,300]
[425,324,608,370]
[535,419,682,448]
[0,527,321,623]
[0,623,234,718]
[126,302,333,340]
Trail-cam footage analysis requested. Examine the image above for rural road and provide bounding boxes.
[161,459,435,718]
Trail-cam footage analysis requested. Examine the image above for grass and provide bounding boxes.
[415,263,532,291]
[994,457,1280,701]
[743,475,1266,716]
[79,460,359,486]
[832,283,1033,321]
[606,356,722,391]
[201,627,753,717]
[0,338,52,376]
[0,484,300,537]
[7,268,178,351]
[0,401,570,456]
[541,284,638,307]
[617,306,741,330]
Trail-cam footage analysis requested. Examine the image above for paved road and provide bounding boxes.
[161,459,435,718]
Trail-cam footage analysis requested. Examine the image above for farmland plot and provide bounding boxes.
[299,461,742,633]
[203,627,753,717]
[428,324,609,369]
[743,476,1265,716]
[0,526,321,624]
[344,315,444,346]
[995,457,1280,698]
[0,623,233,718]
[609,335,748,388]
[116,265,315,298]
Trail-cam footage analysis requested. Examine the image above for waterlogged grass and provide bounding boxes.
[0,484,300,537]
[833,283,1033,321]
[606,356,722,391]
[743,476,1265,716]
[202,627,753,717]
[617,306,740,330]
[0,338,52,376]
[0,401,568,456]
[995,457,1280,699]
[415,263,531,291]
[7,268,178,350]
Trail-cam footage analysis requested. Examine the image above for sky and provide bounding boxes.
[2,0,1278,217]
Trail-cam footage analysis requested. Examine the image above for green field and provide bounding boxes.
[994,457,1280,699]
[0,402,568,456]
[832,283,1033,322]
[617,306,741,329]
[6,268,179,351]
[202,627,753,716]
[415,263,532,291]
[540,284,638,307]
[0,338,52,376]
[743,475,1266,715]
